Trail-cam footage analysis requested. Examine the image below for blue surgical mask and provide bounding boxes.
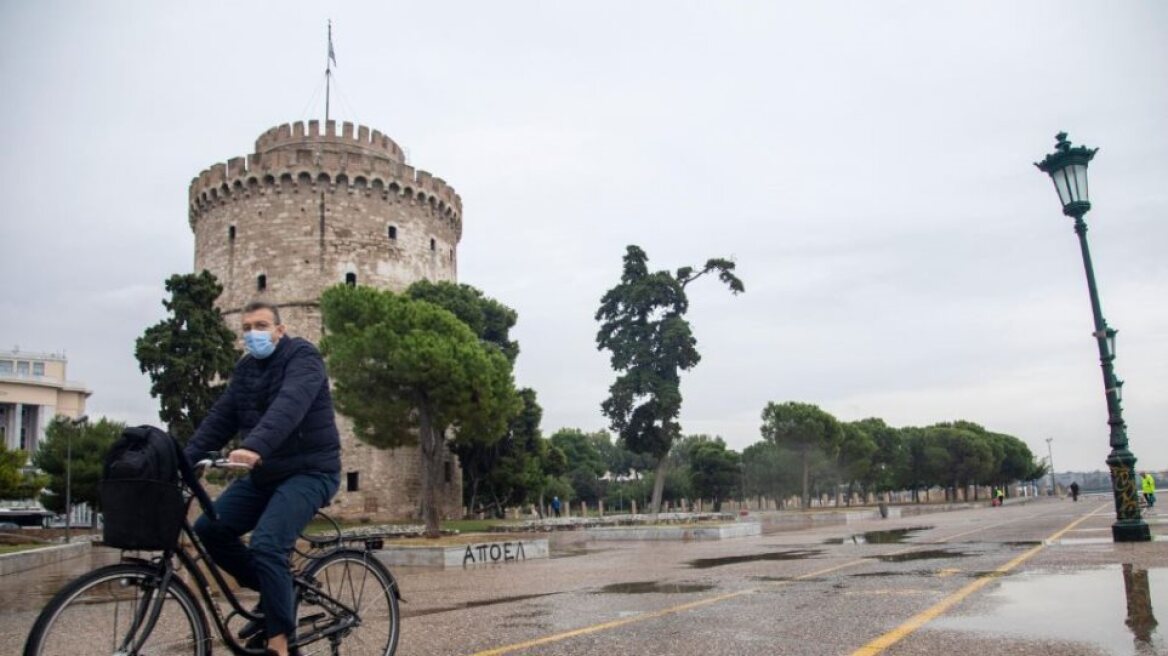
[243,330,277,359]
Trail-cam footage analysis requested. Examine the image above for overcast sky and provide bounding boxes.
[1,1,1165,473]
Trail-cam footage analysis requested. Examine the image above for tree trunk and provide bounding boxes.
[800,448,810,510]
[649,457,668,514]
[418,408,444,538]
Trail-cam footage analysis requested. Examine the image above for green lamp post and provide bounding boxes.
[1035,132,1150,542]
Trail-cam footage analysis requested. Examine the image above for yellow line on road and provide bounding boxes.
[849,502,1108,656]
[470,588,755,656]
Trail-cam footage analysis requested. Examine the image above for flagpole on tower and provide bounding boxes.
[325,20,337,122]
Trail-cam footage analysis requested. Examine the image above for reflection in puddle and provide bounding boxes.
[871,549,969,563]
[823,527,933,545]
[597,581,715,594]
[931,565,1165,655]
[688,549,821,569]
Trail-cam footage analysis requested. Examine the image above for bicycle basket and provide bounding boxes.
[99,479,184,550]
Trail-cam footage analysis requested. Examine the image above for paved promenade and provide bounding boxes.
[2,496,1165,655]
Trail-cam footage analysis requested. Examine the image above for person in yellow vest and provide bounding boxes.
[993,487,1004,507]
[1141,472,1156,508]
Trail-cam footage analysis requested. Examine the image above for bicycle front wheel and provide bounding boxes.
[298,549,400,655]
[23,562,209,656]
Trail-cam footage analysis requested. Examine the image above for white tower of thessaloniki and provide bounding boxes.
[189,119,463,520]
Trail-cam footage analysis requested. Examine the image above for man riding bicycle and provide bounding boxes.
[184,301,341,656]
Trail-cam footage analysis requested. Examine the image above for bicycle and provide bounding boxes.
[23,458,402,655]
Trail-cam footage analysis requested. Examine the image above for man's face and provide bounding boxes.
[241,308,286,343]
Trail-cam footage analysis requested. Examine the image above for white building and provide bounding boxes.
[0,350,90,458]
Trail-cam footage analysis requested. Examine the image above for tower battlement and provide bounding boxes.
[255,120,405,160]
[189,121,461,233]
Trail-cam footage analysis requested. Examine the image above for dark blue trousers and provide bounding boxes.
[194,472,339,638]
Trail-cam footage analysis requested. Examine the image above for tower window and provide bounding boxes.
[228,225,236,241]
[388,225,398,240]
[430,238,436,251]
[345,272,357,286]
[257,274,267,291]
[347,471,359,492]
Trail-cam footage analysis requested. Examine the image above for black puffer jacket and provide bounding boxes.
[184,336,341,485]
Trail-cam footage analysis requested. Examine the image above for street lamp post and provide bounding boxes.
[64,423,72,544]
[1035,132,1150,543]
[1046,437,1056,496]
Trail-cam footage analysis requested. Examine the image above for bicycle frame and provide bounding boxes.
[122,478,380,655]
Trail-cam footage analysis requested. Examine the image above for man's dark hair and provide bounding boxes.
[243,300,282,325]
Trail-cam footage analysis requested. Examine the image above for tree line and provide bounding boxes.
[0,245,1043,531]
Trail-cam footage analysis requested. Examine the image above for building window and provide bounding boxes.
[229,225,236,241]
[388,225,397,240]
[444,461,452,483]
[32,362,44,376]
[430,238,436,252]
[257,274,267,291]
[345,272,356,286]
[17,361,29,376]
[0,360,11,374]
[347,471,359,492]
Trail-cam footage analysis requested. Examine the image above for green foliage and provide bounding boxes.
[406,280,520,364]
[687,438,741,511]
[33,417,124,514]
[135,270,239,443]
[549,428,611,505]
[549,428,608,478]
[452,388,547,516]
[0,445,47,501]
[595,245,743,512]
[760,401,842,509]
[320,284,521,536]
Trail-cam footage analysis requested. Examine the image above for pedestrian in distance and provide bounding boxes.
[1069,481,1080,502]
[183,301,342,656]
[551,495,562,517]
[1141,472,1156,508]
[993,487,1004,507]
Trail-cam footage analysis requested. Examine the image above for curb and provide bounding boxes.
[0,541,91,576]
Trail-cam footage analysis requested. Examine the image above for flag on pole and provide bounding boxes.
[328,21,337,67]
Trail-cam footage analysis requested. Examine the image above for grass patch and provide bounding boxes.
[0,544,43,555]
[303,517,518,536]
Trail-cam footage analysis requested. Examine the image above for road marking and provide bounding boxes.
[472,502,1104,656]
[849,502,1108,656]
[470,588,755,656]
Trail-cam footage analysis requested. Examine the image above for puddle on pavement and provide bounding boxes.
[870,549,969,563]
[823,526,933,545]
[1002,541,1042,548]
[931,564,1167,655]
[597,581,715,594]
[688,549,821,569]
[403,592,556,618]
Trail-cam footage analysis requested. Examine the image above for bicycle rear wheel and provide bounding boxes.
[23,562,209,656]
[297,549,400,655]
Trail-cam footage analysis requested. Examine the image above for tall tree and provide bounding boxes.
[33,417,124,519]
[596,245,744,513]
[760,401,842,509]
[320,285,521,537]
[135,270,239,442]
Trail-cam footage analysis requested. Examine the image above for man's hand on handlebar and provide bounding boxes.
[228,448,262,468]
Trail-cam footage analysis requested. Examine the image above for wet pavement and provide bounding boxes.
[3,497,1167,655]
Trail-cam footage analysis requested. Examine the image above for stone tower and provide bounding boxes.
[188,119,463,521]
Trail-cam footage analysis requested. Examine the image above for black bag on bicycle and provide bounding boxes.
[99,425,185,550]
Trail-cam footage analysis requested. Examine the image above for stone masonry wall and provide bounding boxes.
[189,120,464,521]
